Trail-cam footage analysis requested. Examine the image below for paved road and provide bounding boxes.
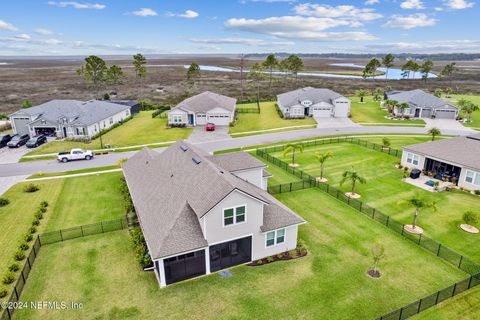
[0,125,474,178]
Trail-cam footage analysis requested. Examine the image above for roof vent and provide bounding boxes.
[192,156,202,165]
[180,145,189,152]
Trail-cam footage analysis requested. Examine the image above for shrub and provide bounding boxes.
[475,190,480,196]
[266,256,274,263]
[34,211,44,220]
[32,218,40,226]
[170,123,186,128]
[8,264,19,272]
[276,254,283,259]
[2,273,15,285]
[24,234,33,242]
[39,206,47,213]
[256,259,263,265]
[14,251,25,261]
[29,226,37,234]
[0,197,9,207]
[398,165,403,169]
[23,183,40,193]
[129,228,151,268]
[0,288,7,298]
[19,242,29,251]
[288,250,297,257]
[120,178,135,213]
[463,211,479,226]
[40,200,49,208]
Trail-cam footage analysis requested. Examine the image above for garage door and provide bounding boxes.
[421,109,432,118]
[435,110,456,119]
[207,114,230,126]
[312,107,332,118]
[196,114,207,125]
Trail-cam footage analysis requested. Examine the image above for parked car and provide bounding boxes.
[57,149,94,163]
[206,123,215,131]
[26,135,48,148]
[7,134,30,148]
[0,134,13,148]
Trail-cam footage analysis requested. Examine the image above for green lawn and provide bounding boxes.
[447,94,480,129]
[269,140,480,262]
[27,165,120,179]
[230,101,317,135]
[15,188,466,320]
[25,111,192,156]
[350,96,426,126]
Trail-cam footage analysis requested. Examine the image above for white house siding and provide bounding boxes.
[400,151,426,170]
[459,168,480,190]
[168,110,188,125]
[232,168,264,189]
[333,97,350,117]
[251,225,299,261]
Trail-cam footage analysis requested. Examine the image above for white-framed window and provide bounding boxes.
[292,108,302,115]
[406,152,420,166]
[265,228,286,247]
[126,110,130,116]
[171,115,183,124]
[109,117,114,125]
[223,205,246,226]
[465,170,480,186]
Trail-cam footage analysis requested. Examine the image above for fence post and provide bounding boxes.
[458,256,463,269]
[398,307,403,320]
[386,215,390,227]
[417,298,423,313]
[101,221,104,233]
[437,244,442,256]
[434,291,440,304]
[401,224,405,236]
[60,229,64,241]
[452,283,457,296]
[289,183,292,192]
[336,189,340,198]
[14,286,19,300]
[468,275,473,289]
[359,202,362,212]
[280,184,282,193]
[81,225,84,237]
[372,208,376,219]
[418,233,422,245]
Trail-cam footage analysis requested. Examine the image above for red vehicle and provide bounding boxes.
[206,123,216,131]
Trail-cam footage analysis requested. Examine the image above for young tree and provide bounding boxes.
[186,62,201,92]
[420,60,433,83]
[372,88,383,103]
[382,137,391,149]
[314,151,333,181]
[340,168,366,196]
[363,58,381,80]
[408,195,437,229]
[132,53,147,102]
[283,143,304,167]
[371,243,385,276]
[462,102,479,122]
[396,103,409,119]
[428,127,441,141]
[21,99,32,109]
[463,211,479,227]
[285,54,304,84]
[106,65,127,93]
[440,62,457,86]
[356,89,368,103]
[444,87,453,98]
[433,88,443,98]
[382,53,395,81]
[76,55,107,98]
[262,54,278,96]
[384,99,398,114]
[247,62,266,106]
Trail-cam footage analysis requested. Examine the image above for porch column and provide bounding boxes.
[158,259,167,288]
[205,247,211,275]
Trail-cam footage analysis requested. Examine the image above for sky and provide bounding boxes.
[0,0,479,56]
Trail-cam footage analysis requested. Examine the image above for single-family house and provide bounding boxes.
[276,87,350,119]
[168,91,236,127]
[401,134,480,190]
[122,140,305,287]
[386,89,459,119]
[9,99,139,138]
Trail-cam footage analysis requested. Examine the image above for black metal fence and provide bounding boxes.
[257,145,480,319]
[260,136,402,158]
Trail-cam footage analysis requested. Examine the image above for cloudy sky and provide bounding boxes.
[0,0,478,55]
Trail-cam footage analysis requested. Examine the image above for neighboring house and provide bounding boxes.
[401,134,480,190]
[276,87,350,119]
[168,91,236,127]
[122,140,305,287]
[386,89,459,119]
[9,99,139,138]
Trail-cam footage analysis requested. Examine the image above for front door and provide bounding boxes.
[188,114,195,125]
[415,109,421,117]
[209,236,252,272]
[62,127,67,137]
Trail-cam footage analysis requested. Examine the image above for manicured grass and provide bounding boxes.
[25,111,192,156]
[27,165,120,179]
[350,96,426,126]
[413,285,480,319]
[230,101,317,135]
[447,94,480,128]
[269,141,480,262]
[358,136,442,148]
[16,189,466,320]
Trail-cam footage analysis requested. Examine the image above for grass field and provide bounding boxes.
[350,96,426,126]
[27,165,120,179]
[25,111,192,156]
[448,94,480,128]
[269,140,480,262]
[15,188,466,320]
[230,101,317,135]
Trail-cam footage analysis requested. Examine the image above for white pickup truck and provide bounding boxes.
[57,149,94,163]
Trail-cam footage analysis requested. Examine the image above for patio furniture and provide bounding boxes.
[410,169,421,179]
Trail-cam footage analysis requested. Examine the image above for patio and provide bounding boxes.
[403,174,453,192]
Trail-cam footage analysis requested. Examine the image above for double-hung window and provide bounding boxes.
[172,115,183,124]
[265,228,286,247]
[465,170,480,186]
[223,205,246,226]
[406,152,419,166]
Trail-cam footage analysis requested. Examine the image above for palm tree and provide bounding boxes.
[458,99,479,122]
[356,89,368,103]
[372,88,383,103]
[428,127,441,141]
[408,195,437,229]
[340,168,366,197]
[384,99,397,114]
[444,87,453,98]
[433,88,442,98]
[283,143,304,167]
[314,151,333,182]
[396,103,409,119]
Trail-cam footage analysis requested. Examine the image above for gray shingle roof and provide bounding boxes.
[403,134,480,171]
[277,87,343,108]
[173,91,236,113]
[10,100,131,126]
[387,90,458,110]
[122,140,304,260]
[206,152,266,172]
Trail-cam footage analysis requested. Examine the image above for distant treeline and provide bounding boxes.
[245,53,480,61]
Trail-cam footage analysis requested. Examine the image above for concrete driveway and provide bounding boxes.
[187,125,232,143]
[423,119,474,131]
[0,145,32,164]
[314,117,361,129]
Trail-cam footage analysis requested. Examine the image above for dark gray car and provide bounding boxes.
[26,135,47,148]
[7,134,30,148]
[0,134,13,148]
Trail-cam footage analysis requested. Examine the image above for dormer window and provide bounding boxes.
[41,120,46,125]
[223,205,246,226]
[63,118,68,124]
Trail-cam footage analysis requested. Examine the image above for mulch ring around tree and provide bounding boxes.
[367,269,382,278]
[248,250,307,267]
